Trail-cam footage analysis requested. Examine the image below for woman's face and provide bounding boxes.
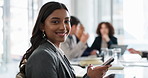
[42,9,70,45]
[100,24,109,35]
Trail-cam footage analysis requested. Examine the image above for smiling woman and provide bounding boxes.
[16,1,111,78]
[41,9,71,47]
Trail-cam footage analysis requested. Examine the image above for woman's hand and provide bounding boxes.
[87,64,111,78]
[102,34,110,42]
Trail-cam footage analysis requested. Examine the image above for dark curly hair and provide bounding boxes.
[96,22,115,36]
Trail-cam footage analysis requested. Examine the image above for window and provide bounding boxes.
[0,0,3,63]
[123,0,148,50]
[10,0,29,57]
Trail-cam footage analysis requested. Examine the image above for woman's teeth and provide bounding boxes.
[56,32,66,36]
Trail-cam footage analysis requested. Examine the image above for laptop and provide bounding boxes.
[110,45,128,55]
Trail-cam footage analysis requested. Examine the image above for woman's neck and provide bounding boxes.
[54,43,60,48]
[47,39,60,48]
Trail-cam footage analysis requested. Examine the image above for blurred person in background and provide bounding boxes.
[17,2,111,78]
[61,16,89,60]
[91,22,118,52]
[75,24,84,39]
[76,24,97,56]
[128,48,148,57]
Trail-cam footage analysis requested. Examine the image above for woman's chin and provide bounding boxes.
[59,40,64,43]
[58,39,66,43]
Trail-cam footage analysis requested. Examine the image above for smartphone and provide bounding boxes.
[102,57,114,65]
[105,74,124,78]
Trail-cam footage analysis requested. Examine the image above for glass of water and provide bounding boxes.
[113,48,122,60]
[101,48,109,61]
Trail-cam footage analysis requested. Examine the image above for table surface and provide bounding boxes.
[71,54,148,78]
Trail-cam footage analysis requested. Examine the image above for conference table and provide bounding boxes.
[70,53,148,78]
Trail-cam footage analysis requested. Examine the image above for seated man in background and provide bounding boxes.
[76,24,97,56]
[61,16,89,60]
[128,48,148,57]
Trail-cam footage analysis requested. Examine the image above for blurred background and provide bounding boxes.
[0,0,148,77]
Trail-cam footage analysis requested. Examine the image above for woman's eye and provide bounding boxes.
[65,20,70,24]
[52,21,60,24]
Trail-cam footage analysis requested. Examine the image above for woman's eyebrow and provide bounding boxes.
[51,17,70,20]
[51,17,60,19]
[65,17,70,19]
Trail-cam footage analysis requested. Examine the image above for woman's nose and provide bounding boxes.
[60,23,66,30]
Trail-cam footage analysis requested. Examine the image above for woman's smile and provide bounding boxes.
[55,31,68,37]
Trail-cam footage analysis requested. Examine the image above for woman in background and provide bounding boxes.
[91,22,118,52]
[17,2,111,78]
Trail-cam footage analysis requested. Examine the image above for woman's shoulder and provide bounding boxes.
[94,36,101,40]
[25,43,59,73]
[110,36,117,39]
[29,42,58,60]
[95,35,101,38]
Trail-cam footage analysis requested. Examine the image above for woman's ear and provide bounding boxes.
[40,23,44,31]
